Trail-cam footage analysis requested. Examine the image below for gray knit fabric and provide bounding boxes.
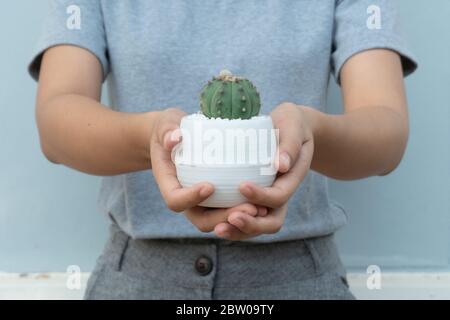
[84,224,355,300]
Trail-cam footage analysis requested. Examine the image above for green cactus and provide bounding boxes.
[200,70,261,119]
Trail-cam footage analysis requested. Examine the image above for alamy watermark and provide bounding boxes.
[366,265,382,290]
[172,124,279,175]
[66,5,81,30]
[66,264,82,290]
[367,5,382,30]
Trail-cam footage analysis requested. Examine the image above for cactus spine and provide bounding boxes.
[200,70,261,120]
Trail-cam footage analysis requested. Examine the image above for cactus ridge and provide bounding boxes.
[200,70,261,119]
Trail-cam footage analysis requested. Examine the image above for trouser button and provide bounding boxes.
[195,255,213,276]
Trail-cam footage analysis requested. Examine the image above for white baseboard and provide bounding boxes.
[1,272,450,300]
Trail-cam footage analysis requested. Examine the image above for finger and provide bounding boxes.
[152,139,215,211]
[187,203,264,234]
[166,182,214,212]
[240,139,314,208]
[274,151,293,174]
[226,203,259,217]
[272,119,303,174]
[184,206,229,233]
[214,222,250,241]
[257,206,268,217]
[228,210,283,235]
[239,181,288,209]
[163,128,182,151]
[187,203,261,233]
[184,206,226,233]
[155,113,184,146]
[295,139,314,181]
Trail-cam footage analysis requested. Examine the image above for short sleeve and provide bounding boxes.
[28,0,109,82]
[331,0,417,84]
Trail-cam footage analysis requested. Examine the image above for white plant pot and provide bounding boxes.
[173,114,277,208]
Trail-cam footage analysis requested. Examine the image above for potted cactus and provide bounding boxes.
[173,70,277,208]
[200,70,261,120]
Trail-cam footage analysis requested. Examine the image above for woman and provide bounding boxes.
[29,0,416,299]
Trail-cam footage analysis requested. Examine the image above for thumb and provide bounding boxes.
[163,128,182,151]
[275,126,302,173]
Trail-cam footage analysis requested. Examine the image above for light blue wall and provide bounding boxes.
[0,1,108,272]
[0,1,448,272]
[330,1,450,271]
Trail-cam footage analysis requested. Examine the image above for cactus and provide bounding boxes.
[200,70,261,119]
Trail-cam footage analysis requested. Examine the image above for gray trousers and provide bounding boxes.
[84,224,355,300]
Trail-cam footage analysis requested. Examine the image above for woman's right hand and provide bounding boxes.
[150,107,268,233]
[150,107,215,212]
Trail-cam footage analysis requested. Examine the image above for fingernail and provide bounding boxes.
[170,129,182,142]
[280,152,291,170]
[259,207,268,216]
[231,217,245,229]
[242,185,253,196]
[199,186,211,197]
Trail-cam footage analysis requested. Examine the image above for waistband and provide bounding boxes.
[101,222,346,280]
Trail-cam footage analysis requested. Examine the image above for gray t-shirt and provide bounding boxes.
[29,0,417,242]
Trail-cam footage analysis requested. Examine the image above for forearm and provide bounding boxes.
[37,93,160,175]
[303,105,409,180]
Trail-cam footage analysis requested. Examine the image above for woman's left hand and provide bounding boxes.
[214,102,315,240]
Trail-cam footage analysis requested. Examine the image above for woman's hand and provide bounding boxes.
[150,108,269,233]
[215,204,288,240]
[150,107,215,212]
[239,102,314,208]
[214,102,315,240]
[185,203,267,233]
[152,103,314,239]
